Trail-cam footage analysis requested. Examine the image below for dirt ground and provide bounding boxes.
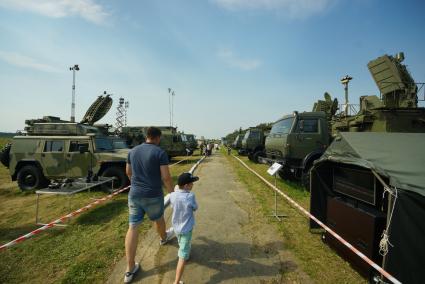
[107,152,312,283]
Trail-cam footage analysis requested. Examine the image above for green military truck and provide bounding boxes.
[263,52,425,187]
[263,111,330,184]
[184,134,198,153]
[232,134,243,150]
[238,128,269,163]
[121,126,189,159]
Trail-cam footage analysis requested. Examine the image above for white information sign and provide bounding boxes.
[267,162,283,176]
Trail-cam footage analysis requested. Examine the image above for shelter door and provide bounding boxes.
[65,140,92,178]
[41,140,65,177]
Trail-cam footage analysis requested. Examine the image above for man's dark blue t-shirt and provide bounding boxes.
[127,143,169,198]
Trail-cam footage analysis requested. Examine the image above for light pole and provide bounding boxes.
[69,64,80,122]
[172,90,175,127]
[168,88,176,127]
[168,88,172,127]
[340,75,352,116]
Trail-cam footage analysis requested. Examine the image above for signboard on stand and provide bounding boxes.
[267,162,283,176]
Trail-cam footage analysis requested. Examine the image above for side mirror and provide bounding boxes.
[79,145,89,154]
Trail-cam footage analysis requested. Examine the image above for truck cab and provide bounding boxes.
[239,128,267,162]
[264,111,330,182]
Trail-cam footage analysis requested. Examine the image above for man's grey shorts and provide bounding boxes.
[128,195,164,226]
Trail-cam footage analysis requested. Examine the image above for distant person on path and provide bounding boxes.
[170,172,199,284]
[206,143,212,156]
[227,146,231,155]
[124,126,174,283]
[199,143,204,156]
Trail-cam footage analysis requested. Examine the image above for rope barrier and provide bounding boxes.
[0,185,130,251]
[0,155,203,251]
[232,155,402,284]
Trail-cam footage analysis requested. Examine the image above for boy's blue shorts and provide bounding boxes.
[128,195,164,226]
[177,231,192,260]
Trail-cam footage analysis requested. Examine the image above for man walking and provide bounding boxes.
[124,127,174,283]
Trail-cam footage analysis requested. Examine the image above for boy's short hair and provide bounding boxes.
[146,127,162,139]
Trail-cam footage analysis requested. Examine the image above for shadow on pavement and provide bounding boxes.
[134,236,296,283]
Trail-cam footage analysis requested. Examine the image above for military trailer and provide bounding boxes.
[0,95,130,191]
[238,128,269,163]
[310,132,425,283]
[263,52,425,187]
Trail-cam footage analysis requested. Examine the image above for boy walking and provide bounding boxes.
[170,172,199,284]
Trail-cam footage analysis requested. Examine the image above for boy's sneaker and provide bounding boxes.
[124,263,140,283]
[160,228,175,245]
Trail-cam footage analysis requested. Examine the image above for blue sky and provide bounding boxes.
[0,0,424,138]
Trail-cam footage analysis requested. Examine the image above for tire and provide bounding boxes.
[278,166,293,180]
[301,169,311,191]
[101,166,129,190]
[17,165,46,191]
[301,163,314,191]
[252,150,265,163]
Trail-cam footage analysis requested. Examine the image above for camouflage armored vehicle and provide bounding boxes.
[264,52,425,186]
[120,126,188,159]
[0,95,130,191]
[232,134,243,150]
[239,128,269,163]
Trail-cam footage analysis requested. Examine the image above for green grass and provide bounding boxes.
[0,138,11,148]
[223,149,366,284]
[0,154,202,284]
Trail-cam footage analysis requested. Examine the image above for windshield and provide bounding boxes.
[95,137,114,151]
[112,140,129,149]
[187,135,195,142]
[270,118,294,135]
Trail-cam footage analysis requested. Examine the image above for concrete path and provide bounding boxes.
[107,152,311,283]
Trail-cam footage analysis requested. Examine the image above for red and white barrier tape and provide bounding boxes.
[232,155,401,284]
[0,155,203,251]
[0,185,130,251]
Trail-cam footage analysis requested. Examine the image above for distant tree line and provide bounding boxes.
[0,132,14,138]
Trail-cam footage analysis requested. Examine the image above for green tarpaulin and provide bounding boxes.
[316,132,425,196]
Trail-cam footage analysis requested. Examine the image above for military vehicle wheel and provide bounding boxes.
[17,165,46,191]
[278,167,293,180]
[101,166,129,190]
[301,164,314,190]
[252,151,265,163]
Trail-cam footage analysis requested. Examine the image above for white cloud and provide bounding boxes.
[0,0,109,25]
[217,48,262,71]
[212,0,336,19]
[0,50,61,73]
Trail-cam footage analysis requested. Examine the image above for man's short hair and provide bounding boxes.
[146,127,162,139]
